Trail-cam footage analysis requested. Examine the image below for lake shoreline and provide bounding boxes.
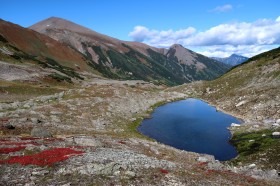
[137,98,240,161]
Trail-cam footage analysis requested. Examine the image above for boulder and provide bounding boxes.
[272,132,280,138]
[248,163,256,169]
[197,157,208,163]
[235,100,247,107]
[31,127,52,138]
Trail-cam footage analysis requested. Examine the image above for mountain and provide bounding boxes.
[0,19,96,84]
[30,17,230,85]
[165,44,231,80]
[212,54,248,66]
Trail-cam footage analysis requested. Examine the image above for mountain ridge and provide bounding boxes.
[212,54,248,66]
[29,17,230,85]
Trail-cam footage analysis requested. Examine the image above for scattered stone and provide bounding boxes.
[31,126,52,138]
[235,100,247,107]
[272,123,280,127]
[272,132,280,138]
[248,164,256,169]
[276,119,280,124]
[249,140,255,142]
[262,134,266,137]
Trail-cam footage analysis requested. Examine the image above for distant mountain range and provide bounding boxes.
[212,54,248,66]
[0,17,231,86]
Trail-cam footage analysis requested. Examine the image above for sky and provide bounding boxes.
[1,0,280,57]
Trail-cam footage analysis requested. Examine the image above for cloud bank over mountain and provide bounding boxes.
[129,16,280,57]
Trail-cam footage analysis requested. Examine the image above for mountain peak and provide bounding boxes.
[170,44,184,49]
[29,17,95,35]
[212,54,248,66]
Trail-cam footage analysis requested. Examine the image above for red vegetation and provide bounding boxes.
[0,146,26,154]
[197,162,208,166]
[118,140,126,144]
[0,148,83,166]
[0,118,9,123]
[160,169,169,174]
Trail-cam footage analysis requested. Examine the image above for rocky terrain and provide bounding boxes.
[1,77,279,185]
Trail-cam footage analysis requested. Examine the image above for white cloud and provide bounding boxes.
[195,45,278,58]
[128,26,196,47]
[210,4,233,13]
[128,17,280,57]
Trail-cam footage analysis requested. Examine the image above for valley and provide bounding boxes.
[0,17,279,185]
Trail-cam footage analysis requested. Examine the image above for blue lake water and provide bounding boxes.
[138,98,241,161]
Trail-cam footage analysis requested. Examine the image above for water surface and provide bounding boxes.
[138,98,241,161]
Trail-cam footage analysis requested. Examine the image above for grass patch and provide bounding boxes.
[49,73,72,83]
[230,129,280,169]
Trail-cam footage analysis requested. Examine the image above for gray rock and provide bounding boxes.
[235,100,247,107]
[79,162,121,176]
[11,102,20,109]
[208,160,223,170]
[30,118,40,124]
[197,157,208,163]
[124,170,136,178]
[272,132,280,138]
[74,136,102,147]
[31,127,52,138]
[248,163,256,169]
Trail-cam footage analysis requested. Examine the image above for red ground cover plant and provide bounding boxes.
[160,169,169,174]
[0,146,26,153]
[118,140,126,144]
[0,148,83,166]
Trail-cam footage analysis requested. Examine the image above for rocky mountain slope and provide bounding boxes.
[212,54,249,66]
[30,17,230,85]
[0,19,101,85]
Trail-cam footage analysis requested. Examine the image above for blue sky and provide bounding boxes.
[1,0,280,57]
